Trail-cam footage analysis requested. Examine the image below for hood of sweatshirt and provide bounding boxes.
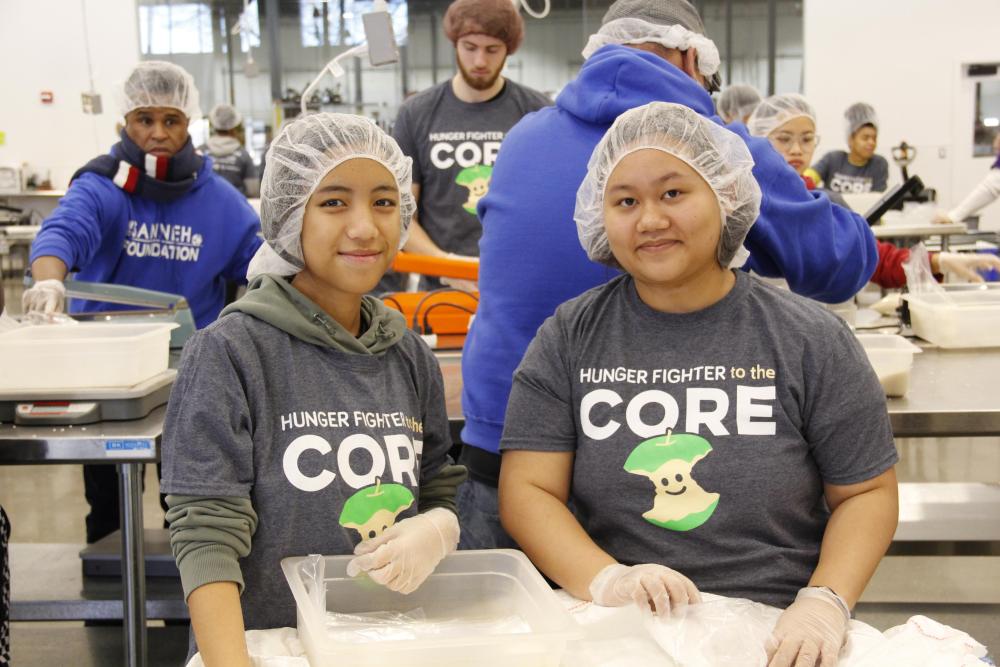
[205,135,242,157]
[555,44,717,126]
[221,274,406,355]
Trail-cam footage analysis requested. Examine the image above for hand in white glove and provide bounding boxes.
[346,508,459,594]
[931,209,954,225]
[936,252,1000,283]
[766,587,850,667]
[589,563,701,617]
[441,253,479,293]
[21,279,66,316]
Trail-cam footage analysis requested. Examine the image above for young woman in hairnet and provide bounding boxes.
[161,113,466,666]
[749,94,1000,286]
[498,102,899,667]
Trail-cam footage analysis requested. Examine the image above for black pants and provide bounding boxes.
[83,464,168,544]
[1,504,10,666]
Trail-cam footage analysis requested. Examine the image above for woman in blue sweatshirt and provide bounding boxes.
[162,114,466,666]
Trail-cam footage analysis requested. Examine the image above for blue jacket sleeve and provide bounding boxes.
[736,130,878,303]
[221,199,263,284]
[28,173,124,271]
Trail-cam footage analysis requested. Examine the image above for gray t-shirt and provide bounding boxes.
[813,151,889,194]
[161,312,452,630]
[392,79,550,256]
[500,272,897,608]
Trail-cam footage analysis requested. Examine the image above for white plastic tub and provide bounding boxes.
[281,549,580,667]
[856,334,922,397]
[904,290,1000,349]
[0,322,177,391]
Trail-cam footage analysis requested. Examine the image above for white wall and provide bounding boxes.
[804,0,1000,230]
[0,0,140,189]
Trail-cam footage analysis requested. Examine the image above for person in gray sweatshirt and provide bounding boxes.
[162,112,467,666]
[200,103,259,197]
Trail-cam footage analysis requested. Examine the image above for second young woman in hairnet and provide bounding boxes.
[498,102,899,667]
[161,113,466,666]
[749,94,1000,286]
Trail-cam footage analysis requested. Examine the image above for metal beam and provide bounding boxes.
[725,0,733,85]
[264,0,282,104]
[767,0,776,94]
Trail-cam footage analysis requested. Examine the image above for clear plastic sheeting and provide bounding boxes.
[324,609,531,643]
[902,242,950,298]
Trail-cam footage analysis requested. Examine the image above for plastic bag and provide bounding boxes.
[324,608,530,643]
[902,243,950,299]
[299,554,326,614]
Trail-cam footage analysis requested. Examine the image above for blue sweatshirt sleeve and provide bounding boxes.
[28,173,124,271]
[221,200,263,284]
[736,130,878,303]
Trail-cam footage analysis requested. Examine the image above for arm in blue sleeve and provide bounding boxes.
[738,132,878,303]
[28,174,123,271]
[222,201,263,284]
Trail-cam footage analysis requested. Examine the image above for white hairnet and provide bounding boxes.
[575,102,760,270]
[718,84,762,123]
[248,112,414,280]
[209,103,243,131]
[747,93,816,138]
[844,102,878,141]
[118,61,201,120]
[582,18,721,81]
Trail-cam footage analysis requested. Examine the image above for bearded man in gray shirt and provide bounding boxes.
[391,0,550,276]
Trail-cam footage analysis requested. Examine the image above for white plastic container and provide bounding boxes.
[904,291,1000,349]
[0,322,177,391]
[282,549,581,667]
[856,333,922,397]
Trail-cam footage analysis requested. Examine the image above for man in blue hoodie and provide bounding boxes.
[457,0,879,549]
[23,61,262,543]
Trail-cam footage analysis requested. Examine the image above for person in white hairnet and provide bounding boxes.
[750,93,1000,286]
[23,60,262,544]
[499,102,899,667]
[161,112,466,666]
[813,102,889,193]
[717,83,761,124]
[458,0,879,556]
[199,103,259,196]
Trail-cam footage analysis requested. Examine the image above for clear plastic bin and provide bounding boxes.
[856,334,922,397]
[281,549,581,667]
[0,322,177,391]
[904,290,1000,349]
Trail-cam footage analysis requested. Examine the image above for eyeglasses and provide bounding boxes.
[771,133,820,150]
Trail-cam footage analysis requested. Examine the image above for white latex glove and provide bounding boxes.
[21,279,66,315]
[440,276,478,293]
[589,563,701,617]
[346,508,459,594]
[766,587,850,667]
[931,209,954,225]
[936,252,1000,283]
[871,293,903,316]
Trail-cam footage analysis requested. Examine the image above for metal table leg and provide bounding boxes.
[119,462,147,667]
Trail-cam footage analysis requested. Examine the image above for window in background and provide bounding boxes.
[299,0,408,48]
[139,2,214,55]
[974,79,1000,157]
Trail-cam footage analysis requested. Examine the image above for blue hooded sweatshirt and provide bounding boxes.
[30,156,262,329]
[460,44,878,455]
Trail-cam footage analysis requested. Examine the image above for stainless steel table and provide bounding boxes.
[0,404,165,667]
[872,222,967,252]
[887,346,1000,437]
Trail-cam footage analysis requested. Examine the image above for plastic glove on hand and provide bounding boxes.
[21,279,66,317]
[931,210,954,225]
[871,293,903,317]
[440,276,478,293]
[937,252,1000,283]
[346,508,459,594]
[766,587,850,667]
[589,563,701,617]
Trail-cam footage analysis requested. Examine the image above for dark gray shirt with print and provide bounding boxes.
[500,272,897,608]
[814,150,889,194]
[392,79,550,257]
[161,313,452,630]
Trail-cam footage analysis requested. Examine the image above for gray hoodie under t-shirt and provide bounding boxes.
[501,271,897,608]
[162,275,464,640]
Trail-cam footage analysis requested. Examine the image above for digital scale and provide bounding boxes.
[0,369,176,425]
